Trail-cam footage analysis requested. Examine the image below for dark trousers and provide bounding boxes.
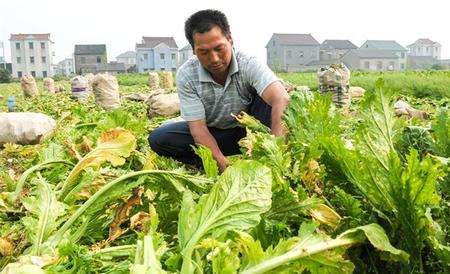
[148,96,272,166]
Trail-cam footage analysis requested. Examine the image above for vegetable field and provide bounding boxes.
[0,72,449,273]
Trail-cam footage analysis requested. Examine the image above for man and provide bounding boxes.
[149,9,289,172]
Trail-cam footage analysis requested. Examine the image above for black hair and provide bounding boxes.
[184,9,230,48]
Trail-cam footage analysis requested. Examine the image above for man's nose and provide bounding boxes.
[210,52,219,62]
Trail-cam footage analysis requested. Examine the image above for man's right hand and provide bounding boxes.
[188,119,229,173]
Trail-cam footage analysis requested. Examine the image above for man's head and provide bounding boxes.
[184,10,233,77]
[184,9,231,48]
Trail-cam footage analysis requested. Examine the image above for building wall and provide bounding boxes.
[57,58,74,75]
[320,49,349,60]
[10,39,53,78]
[74,54,106,74]
[408,44,441,59]
[136,46,178,72]
[178,48,193,66]
[359,58,399,71]
[283,45,319,71]
[266,37,283,71]
[117,56,136,70]
[341,51,361,70]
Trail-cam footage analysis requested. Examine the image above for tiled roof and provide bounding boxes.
[407,38,440,48]
[361,40,407,51]
[269,33,320,46]
[349,49,398,59]
[180,44,192,51]
[74,44,107,55]
[320,40,357,50]
[136,37,178,49]
[10,33,52,42]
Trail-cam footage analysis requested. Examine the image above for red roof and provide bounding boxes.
[9,33,52,42]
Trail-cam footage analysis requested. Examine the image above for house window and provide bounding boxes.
[96,56,101,63]
[81,57,86,64]
[29,42,34,49]
[143,53,148,60]
[41,42,45,49]
[376,61,382,70]
[16,57,21,64]
[31,71,36,77]
[171,53,176,60]
[401,52,405,58]
[161,67,165,71]
[16,43,20,50]
[364,61,370,69]
[268,52,270,59]
[42,71,47,77]
[273,41,275,46]
[287,50,292,58]
[30,57,35,64]
[160,53,165,60]
[401,63,405,69]
[17,71,22,78]
[299,51,304,58]
[42,57,46,63]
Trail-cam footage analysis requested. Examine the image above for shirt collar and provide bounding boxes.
[198,48,239,83]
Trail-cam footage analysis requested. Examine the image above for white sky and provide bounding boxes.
[1,0,449,64]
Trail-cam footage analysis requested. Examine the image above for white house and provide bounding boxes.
[407,38,441,60]
[359,40,408,70]
[116,51,136,70]
[178,44,193,66]
[10,33,54,78]
[56,58,74,76]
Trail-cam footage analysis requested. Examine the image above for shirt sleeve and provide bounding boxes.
[176,69,205,121]
[244,57,279,96]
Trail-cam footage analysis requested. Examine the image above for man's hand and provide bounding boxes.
[188,120,229,173]
[260,81,290,136]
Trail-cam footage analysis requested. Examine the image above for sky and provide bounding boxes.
[1,0,449,64]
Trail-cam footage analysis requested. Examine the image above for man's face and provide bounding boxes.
[192,26,233,76]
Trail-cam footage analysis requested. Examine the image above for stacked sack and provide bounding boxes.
[92,73,121,110]
[0,112,56,145]
[148,72,159,90]
[317,63,351,108]
[21,75,39,97]
[70,76,89,101]
[43,77,55,94]
[160,71,174,90]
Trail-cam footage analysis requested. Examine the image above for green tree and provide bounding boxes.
[0,68,12,83]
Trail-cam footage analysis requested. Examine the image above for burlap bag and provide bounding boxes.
[92,73,121,110]
[160,71,174,90]
[21,75,38,97]
[0,112,56,145]
[145,91,180,118]
[43,77,55,93]
[318,63,351,108]
[70,76,89,101]
[148,72,159,90]
[55,83,65,93]
[84,73,95,93]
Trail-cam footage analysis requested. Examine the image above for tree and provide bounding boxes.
[0,68,12,83]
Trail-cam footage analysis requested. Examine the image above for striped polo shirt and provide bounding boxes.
[176,50,278,129]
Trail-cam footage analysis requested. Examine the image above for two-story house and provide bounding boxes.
[74,44,107,75]
[320,40,357,61]
[135,37,178,73]
[359,40,407,70]
[341,49,399,71]
[407,38,441,59]
[266,33,320,72]
[10,33,54,78]
[116,51,136,71]
[178,44,193,67]
[56,58,74,76]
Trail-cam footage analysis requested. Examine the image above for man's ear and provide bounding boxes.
[226,33,234,46]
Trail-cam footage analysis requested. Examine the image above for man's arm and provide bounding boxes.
[188,119,229,172]
[260,81,290,136]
